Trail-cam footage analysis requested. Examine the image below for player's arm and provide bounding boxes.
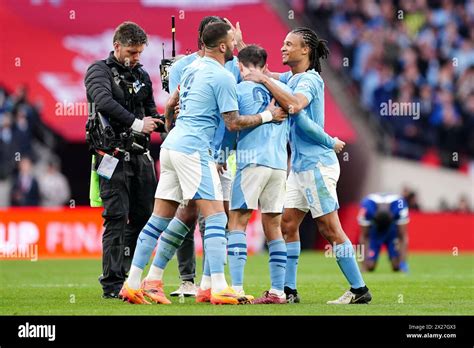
[244,70,307,113]
[217,73,287,131]
[396,203,409,271]
[246,70,342,151]
[264,68,280,81]
[292,114,345,152]
[357,206,372,271]
[222,99,287,131]
[359,225,370,270]
[397,222,409,270]
[164,89,180,132]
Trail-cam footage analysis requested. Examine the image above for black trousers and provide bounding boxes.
[176,214,206,281]
[97,152,156,294]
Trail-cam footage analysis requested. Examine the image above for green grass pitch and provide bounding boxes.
[1,252,473,315]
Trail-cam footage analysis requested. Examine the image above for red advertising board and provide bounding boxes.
[0,207,265,260]
[1,206,472,260]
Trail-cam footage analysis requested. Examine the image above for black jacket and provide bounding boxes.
[84,52,158,134]
[10,175,40,206]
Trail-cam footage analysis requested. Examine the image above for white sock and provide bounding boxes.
[127,265,143,290]
[269,288,285,298]
[232,285,243,293]
[211,273,228,293]
[200,275,211,290]
[146,265,164,281]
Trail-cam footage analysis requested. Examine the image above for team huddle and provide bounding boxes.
[119,16,372,305]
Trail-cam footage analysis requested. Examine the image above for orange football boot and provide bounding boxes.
[119,282,150,304]
[141,279,171,304]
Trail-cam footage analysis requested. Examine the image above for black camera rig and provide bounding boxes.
[86,112,160,155]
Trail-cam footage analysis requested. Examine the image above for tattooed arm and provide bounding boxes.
[222,99,288,131]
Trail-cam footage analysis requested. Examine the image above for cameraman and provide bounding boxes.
[84,21,164,299]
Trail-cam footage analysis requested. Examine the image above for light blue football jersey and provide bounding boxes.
[234,80,290,170]
[168,53,241,157]
[283,69,337,172]
[162,57,238,155]
[169,53,241,93]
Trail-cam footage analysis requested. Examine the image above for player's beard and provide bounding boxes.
[224,46,234,63]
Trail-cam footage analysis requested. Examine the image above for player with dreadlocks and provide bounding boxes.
[245,27,372,304]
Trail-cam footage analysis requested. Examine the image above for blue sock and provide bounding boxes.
[131,215,171,269]
[334,239,365,289]
[285,241,300,290]
[152,218,190,269]
[268,239,287,291]
[227,231,247,286]
[400,260,409,273]
[203,212,227,274]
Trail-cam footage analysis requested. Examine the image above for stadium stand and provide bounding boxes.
[0,85,70,207]
[302,0,474,171]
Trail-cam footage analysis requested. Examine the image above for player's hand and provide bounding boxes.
[244,68,266,83]
[267,98,288,122]
[263,64,280,80]
[288,104,296,114]
[142,116,161,134]
[166,89,180,109]
[224,18,244,49]
[165,118,173,133]
[263,64,273,78]
[263,64,270,76]
[216,162,227,174]
[333,137,346,153]
[165,105,180,132]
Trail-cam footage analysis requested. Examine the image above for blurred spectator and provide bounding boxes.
[15,105,34,158]
[438,198,451,211]
[0,112,20,180]
[10,157,40,206]
[0,84,62,207]
[402,186,421,211]
[38,160,71,207]
[308,0,474,170]
[455,195,471,213]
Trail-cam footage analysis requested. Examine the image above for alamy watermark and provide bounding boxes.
[380,99,420,120]
[18,322,55,341]
[55,101,95,117]
[217,148,258,167]
[0,243,38,261]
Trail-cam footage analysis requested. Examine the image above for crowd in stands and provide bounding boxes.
[402,186,471,212]
[303,0,474,170]
[0,85,70,207]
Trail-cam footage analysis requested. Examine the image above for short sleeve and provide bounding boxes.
[225,56,242,83]
[294,74,317,104]
[279,71,292,84]
[394,199,410,225]
[214,72,238,114]
[358,198,373,226]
